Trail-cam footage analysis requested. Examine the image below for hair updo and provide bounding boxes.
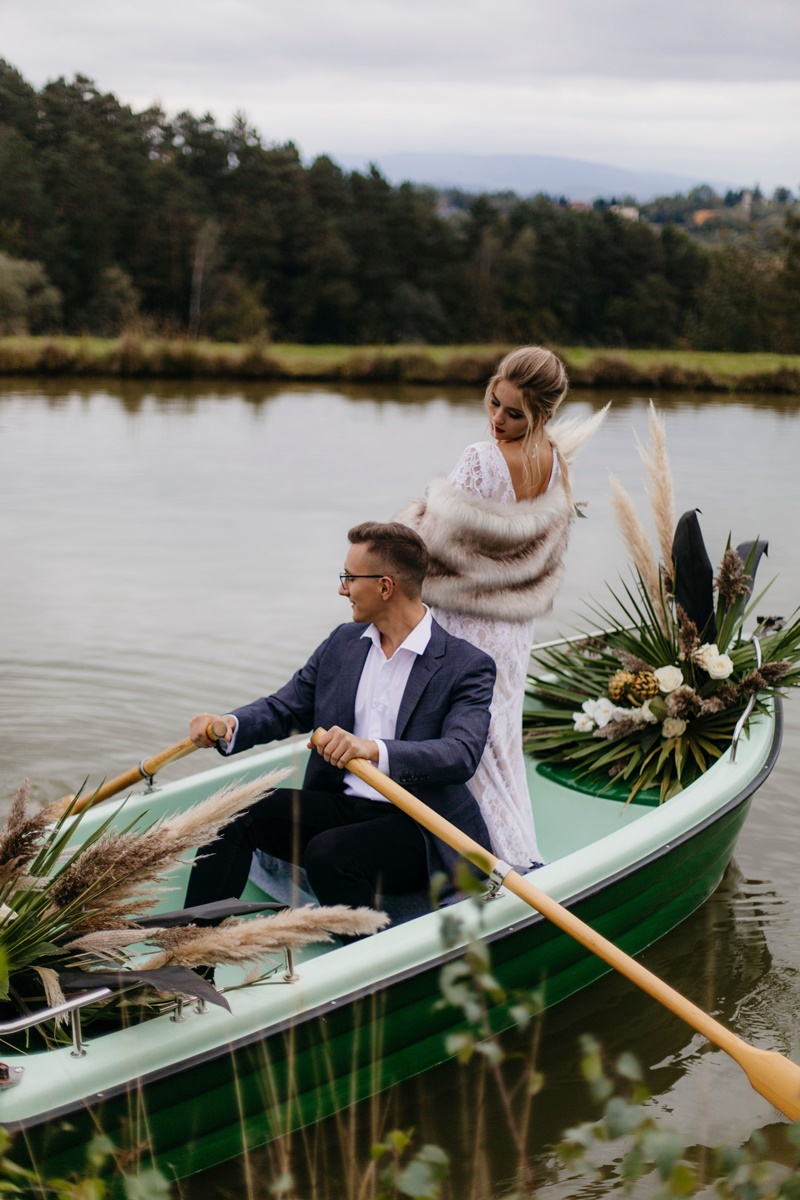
[484,346,568,441]
[484,346,574,502]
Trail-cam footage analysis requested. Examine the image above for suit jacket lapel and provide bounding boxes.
[395,620,446,738]
[337,635,371,730]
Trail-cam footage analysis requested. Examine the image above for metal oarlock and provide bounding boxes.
[283,947,300,983]
[483,859,511,901]
[70,1009,87,1058]
[138,760,157,792]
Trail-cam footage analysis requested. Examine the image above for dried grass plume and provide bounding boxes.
[46,769,292,932]
[144,905,390,969]
[610,475,661,608]
[635,402,676,584]
[0,780,52,889]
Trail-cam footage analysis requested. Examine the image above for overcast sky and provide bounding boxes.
[5,0,799,190]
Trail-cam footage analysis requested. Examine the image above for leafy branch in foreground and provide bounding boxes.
[561,1035,800,1198]
[524,403,800,803]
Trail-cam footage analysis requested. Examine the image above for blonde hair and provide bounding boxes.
[484,345,575,506]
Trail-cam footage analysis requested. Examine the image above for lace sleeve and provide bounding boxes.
[447,443,500,500]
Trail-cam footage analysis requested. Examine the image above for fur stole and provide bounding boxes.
[397,406,608,624]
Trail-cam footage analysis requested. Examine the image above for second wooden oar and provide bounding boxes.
[51,720,229,818]
[311,728,800,1122]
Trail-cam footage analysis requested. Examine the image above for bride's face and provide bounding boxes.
[487,380,529,442]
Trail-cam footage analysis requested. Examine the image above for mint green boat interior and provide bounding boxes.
[0,699,780,1173]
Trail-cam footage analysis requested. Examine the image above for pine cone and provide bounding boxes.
[608,670,636,701]
[631,671,660,700]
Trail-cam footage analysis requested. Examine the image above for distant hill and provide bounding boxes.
[333,152,732,203]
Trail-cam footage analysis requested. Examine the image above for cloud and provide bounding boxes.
[7,0,800,89]
[4,0,799,187]
[240,75,799,188]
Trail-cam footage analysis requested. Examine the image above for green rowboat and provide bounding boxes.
[2,695,782,1182]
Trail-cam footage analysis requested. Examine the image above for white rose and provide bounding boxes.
[573,712,595,732]
[592,697,618,729]
[640,699,660,724]
[662,717,687,739]
[653,665,684,694]
[706,654,734,680]
[693,642,719,670]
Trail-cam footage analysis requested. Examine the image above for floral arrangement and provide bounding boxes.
[523,404,800,804]
[0,772,386,1035]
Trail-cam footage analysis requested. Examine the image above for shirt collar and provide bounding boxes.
[361,605,433,657]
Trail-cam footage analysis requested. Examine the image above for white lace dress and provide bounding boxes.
[432,441,559,868]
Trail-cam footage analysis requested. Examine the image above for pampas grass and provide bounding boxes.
[634,402,676,585]
[0,780,53,890]
[0,763,394,1027]
[609,403,679,624]
[144,906,390,970]
[0,768,302,1014]
[31,965,66,1013]
[47,770,291,932]
[610,476,661,607]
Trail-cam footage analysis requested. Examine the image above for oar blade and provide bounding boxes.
[739,1046,800,1122]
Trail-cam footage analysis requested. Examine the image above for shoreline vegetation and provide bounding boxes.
[2,337,800,393]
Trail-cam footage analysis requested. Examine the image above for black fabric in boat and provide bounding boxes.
[135,899,286,928]
[57,966,230,1011]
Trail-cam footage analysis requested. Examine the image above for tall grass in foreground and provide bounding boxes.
[173,928,800,1200]
[14,926,800,1200]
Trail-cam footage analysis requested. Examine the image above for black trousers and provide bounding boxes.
[184,787,429,910]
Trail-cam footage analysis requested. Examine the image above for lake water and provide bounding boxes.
[1,379,799,1195]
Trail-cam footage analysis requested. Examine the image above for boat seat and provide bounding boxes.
[249,850,433,926]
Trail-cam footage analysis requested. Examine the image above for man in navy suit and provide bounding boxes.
[185,521,496,912]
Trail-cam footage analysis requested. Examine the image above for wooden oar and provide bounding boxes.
[50,720,229,818]
[311,729,800,1121]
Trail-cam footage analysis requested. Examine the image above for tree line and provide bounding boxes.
[0,60,798,351]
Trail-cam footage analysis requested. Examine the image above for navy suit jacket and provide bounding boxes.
[228,618,496,884]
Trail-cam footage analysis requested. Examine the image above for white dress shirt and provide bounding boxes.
[344,606,433,802]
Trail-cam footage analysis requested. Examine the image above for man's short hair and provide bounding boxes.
[347,521,428,595]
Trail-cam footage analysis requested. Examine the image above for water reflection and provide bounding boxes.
[4,374,800,414]
[1,380,799,1192]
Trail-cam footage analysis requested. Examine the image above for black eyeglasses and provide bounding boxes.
[339,573,387,587]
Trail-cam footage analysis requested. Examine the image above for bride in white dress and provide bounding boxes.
[398,347,606,869]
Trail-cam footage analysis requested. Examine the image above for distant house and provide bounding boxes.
[568,200,591,212]
[610,205,639,221]
[691,209,719,227]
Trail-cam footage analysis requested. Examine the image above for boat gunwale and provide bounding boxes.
[5,698,783,1134]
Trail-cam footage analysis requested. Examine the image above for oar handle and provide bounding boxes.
[311,728,800,1122]
[51,719,229,818]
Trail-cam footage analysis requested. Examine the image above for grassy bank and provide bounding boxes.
[2,336,800,392]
